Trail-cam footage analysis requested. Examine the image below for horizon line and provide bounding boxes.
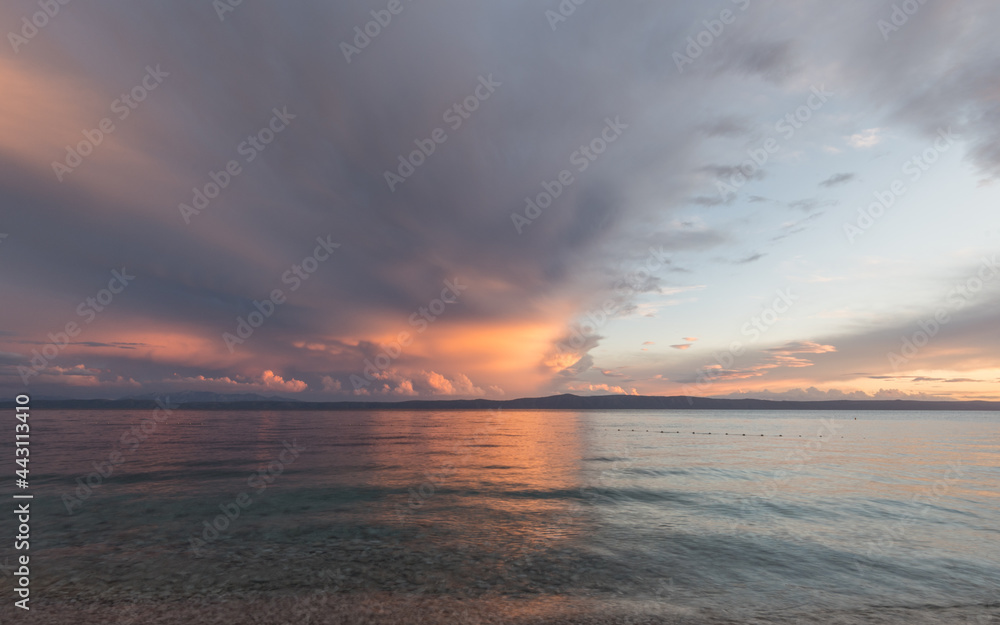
[7,392,1000,411]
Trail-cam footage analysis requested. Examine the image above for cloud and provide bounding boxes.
[353,369,482,397]
[671,344,693,350]
[0,351,24,365]
[424,371,481,396]
[3,1,732,399]
[668,281,1000,399]
[819,172,855,187]
[259,370,308,392]
[566,383,638,396]
[680,341,837,384]
[712,39,798,84]
[698,116,752,138]
[44,364,102,377]
[847,128,883,149]
[714,387,950,401]
[869,375,983,384]
[765,341,837,355]
[645,228,729,253]
[787,198,837,212]
[701,163,766,184]
[690,195,729,207]
[3,0,1000,400]
[174,370,307,393]
[770,211,825,243]
[734,252,766,264]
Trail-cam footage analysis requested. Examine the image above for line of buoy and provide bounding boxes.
[615,429,844,438]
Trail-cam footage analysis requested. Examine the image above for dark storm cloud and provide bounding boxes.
[1,0,737,397]
[0,1,715,332]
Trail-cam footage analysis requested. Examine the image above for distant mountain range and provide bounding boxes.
[7,392,1000,411]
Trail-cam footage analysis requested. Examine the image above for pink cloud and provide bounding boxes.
[173,370,307,393]
[766,341,837,355]
[566,383,638,395]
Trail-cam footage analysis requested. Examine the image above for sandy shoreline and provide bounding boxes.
[6,532,997,624]
[0,591,996,625]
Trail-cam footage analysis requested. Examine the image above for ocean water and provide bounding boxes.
[4,408,999,623]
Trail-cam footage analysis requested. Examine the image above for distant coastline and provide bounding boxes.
[7,393,1000,411]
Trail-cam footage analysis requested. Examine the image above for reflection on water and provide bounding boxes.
[3,409,999,623]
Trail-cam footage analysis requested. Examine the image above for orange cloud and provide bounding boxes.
[346,317,575,397]
[352,369,482,397]
[766,341,837,354]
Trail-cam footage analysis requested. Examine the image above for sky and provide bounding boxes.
[2,0,1000,401]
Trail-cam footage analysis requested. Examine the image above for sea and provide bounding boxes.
[3,408,998,624]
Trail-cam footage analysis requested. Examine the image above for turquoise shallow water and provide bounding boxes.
[5,409,999,622]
